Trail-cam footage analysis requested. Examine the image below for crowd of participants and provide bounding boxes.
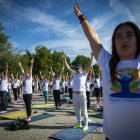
[0,57,103,124]
[1,2,140,139]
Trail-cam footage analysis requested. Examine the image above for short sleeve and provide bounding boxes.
[97,48,111,70]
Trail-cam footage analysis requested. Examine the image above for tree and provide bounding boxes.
[51,50,65,74]
[93,63,100,75]
[0,22,15,73]
[33,45,52,75]
[72,55,90,70]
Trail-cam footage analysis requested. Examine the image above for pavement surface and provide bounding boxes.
[0,92,105,140]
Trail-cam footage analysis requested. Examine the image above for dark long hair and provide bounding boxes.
[109,21,140,83]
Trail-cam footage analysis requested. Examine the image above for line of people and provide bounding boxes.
[0,57,103,126]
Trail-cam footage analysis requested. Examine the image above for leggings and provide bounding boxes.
[68,88,73,100]
[53,90,61,107]
[23,94,32,117]
[13,88,18,101]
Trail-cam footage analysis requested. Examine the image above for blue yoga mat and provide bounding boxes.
[50,122,103,140]
[31,113,54,122]
[0,113,54,127]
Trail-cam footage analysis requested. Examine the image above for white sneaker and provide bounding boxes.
[88,119,92,122]
[0,111,7,114]
[57,107,62,110]
[27,116,31,121]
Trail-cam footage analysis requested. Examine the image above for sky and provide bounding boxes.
[0,0,140,63]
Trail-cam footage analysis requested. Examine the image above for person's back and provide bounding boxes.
[22,76,32,94]
[0,76,8,92]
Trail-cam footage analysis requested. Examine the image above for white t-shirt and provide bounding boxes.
[86,80,91,91]
[67,80,73,89]
[12,80,19,88]
[53,79,60,90]
[22,76,32,94]
[93,77,101,88]
[98,48,140,140]
[8,82,12,90]
[71,71,87,92]
[49,81,53,86]
[32,80,35,86]
[0,77,8,92]
[61,81,65,88]
[65,81,68,86]
[42,79,48,91]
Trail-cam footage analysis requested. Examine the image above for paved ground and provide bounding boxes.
[0,92,105,140]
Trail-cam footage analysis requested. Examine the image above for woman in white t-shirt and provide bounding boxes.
[11,74,20,103]
[74,3,140,140]
[7,78,13,103]
[60,77,65,94]
[53,75,61,109]
[0,64,8,114]
[19,59,34,121]
[67,75,73,103]
[85,75,92,109]
[40,73,49,104]
[93,74,101,107]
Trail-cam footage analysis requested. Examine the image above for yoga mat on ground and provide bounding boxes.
[32,103,54,108]
[50,122,103,140]
[0,110,37,119]
[91,113,103,119]
[30,113,54,122]
[0,113,54,127]
[67,109,93,114]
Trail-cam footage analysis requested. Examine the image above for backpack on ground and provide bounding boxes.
[10,118,29,131]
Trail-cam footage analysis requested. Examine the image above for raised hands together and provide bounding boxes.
[74,3,82,17]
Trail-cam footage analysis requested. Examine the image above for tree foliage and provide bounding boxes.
[0,22,100,76]
[72,55,90,70]
[0,22,18,73]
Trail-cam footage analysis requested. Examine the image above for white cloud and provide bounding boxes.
[1,0,140,63]
[109,0,137,21]
[30,38,91,56]
[24,9,81,38]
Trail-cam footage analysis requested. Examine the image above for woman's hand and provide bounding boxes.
[31,58,34,64]
[74,3,82,17]
[62,53,66,60]
[19,62,21,66]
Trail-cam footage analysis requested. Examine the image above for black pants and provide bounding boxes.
[53,90,61,107]
[106,137,110,140]
[65,86,68,93]
[23,94,32,117]
[17,87,20,97]
[13,88,18,101]
[68,88,73,100]
[32,86,35,93]
[94,88,101,97]
[100,87,103,98]
[0,91,7,111]
[86,91,90,109]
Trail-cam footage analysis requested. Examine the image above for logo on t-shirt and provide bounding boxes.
[110,68,140,99]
